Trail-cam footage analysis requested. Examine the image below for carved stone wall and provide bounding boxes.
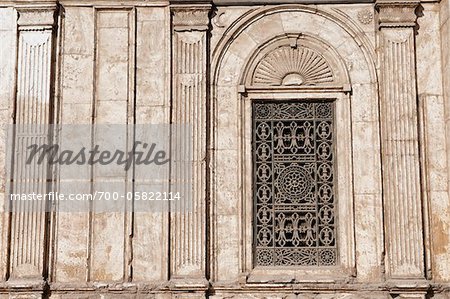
[0,0,449,298]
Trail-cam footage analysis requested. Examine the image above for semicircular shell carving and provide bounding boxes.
[252,46,334,86]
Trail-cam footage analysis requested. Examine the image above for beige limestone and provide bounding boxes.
[0,0,449,298]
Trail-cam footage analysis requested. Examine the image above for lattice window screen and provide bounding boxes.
[253,101,337,267]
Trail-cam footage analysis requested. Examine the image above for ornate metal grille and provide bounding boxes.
[253,101,337,267]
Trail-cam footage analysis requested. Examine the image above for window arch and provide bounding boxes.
[242,34,347,269]
[211,5,382,283]
[236,33,355,279]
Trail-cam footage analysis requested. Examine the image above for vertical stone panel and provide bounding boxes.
[350,82,384,281]
[419,95,450,281]
[55,6,94,283]
[377,0,425,281]
[440,0,450,283]
[90,9,133,282]
[133,6,170,282]
[8,6,57,281]
[212,86,241,282]
[415,4,443,96]
[170,5,210,281]
[0,7,16,282]
[442,0,450,114]
[352,120,384,281]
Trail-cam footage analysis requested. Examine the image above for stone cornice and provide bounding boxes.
[211,0,439,3]
[0,0,439,7]
[376,0,419,28]
[0,0,170,7]
[0,0,57,8]
[171,4,211,31]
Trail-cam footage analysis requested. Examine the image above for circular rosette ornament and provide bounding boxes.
[276,165,313,201]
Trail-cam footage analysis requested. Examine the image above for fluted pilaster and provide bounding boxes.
[170,4,210,282]
[376,0,426,285]
[8,5,57,283]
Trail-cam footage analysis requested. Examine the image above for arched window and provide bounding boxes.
[238,33,353,274]
[212,6,382,283]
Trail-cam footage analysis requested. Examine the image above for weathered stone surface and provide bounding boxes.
[0,0,449,297]
[133,8,170,283]
[0,6,16,283]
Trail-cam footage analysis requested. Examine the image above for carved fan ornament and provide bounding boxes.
[252,46,334,86]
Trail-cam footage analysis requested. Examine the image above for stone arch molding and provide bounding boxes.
[210,4,383,282]
[212,4,378,88]
[241,33,350,89]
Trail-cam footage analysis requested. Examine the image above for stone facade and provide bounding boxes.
[0,0,450,298]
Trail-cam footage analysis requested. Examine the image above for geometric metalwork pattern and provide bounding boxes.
[253,101,337,266]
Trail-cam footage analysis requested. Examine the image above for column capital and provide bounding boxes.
[375,0,419,28]
[171,4,211,32]
[17,5,57,31]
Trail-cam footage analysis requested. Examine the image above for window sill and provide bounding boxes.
[246,266,355,284]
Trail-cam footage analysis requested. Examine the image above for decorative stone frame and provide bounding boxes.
[211,5,384,285]
[241,92,354,281]
[239,34,355,281]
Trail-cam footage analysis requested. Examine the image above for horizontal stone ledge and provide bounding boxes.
[171,0,375,3]
[213,0,442,4]
[212,0,373,4]
[0,281,449,293]
[212,0,438,4]
[204,0,438,4]
[0,0,170,8]
[0,280,46,292]
[0,0,440,7]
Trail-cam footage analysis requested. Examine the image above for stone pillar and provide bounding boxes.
[169,3,210,288]
[7,1,58,292]
[376,0,427,295]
